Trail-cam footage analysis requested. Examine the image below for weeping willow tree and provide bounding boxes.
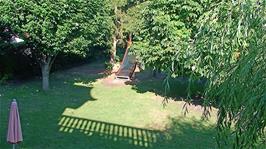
[195,0,266,148]
[129,0,265,148]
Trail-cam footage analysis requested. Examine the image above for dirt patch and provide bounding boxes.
[100,74,132,87]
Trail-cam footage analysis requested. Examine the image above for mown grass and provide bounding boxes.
[0,62,217,149]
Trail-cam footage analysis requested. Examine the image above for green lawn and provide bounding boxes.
[0,62,217,149]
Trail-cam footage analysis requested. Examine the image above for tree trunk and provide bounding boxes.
[110,4,119,64]
[40,56,54,91]
[127,33,132,49]
[41,62,50,90]
[110,36,117,63]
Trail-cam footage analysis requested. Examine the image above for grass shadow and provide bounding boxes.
[158,116,217,149]
[130,70,207,106]
[0,63,104,148]
[58,115,163,148]
[56,115,217,149]
[0,63,217,148]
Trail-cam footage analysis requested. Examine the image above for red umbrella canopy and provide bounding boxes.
[7,99,23,144]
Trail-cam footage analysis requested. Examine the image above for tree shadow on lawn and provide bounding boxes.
[0,66,216,149]
[56,115,216,149]
[0,71,102,148]
[129,71,207,106]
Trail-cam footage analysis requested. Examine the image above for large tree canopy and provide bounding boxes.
[195,1,266,148]
[132,0,266,148]
[109,0,148,63]
[132,0,203,74]
[0,0,112,90]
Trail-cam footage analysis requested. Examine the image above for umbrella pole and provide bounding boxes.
[13,144,15,149]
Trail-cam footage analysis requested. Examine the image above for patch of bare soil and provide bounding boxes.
[100,74,132,87]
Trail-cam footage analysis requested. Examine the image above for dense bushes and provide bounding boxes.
[0,48,39,80]
[0,46,107,81]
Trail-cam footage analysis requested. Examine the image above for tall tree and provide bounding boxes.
[0,0,111,90]
[132,0,203,74]
[131,0,265,147]
[195,0,266,148]
[109,0,148,63]
[110,0,127,63]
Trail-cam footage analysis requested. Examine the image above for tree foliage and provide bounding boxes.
[132,0,266,148]
[132,0,203,73]
[109,0,148,63]
[0,0,265,147]
[0,23,13,55]
[110,0,148,38]
[0,0,112,90]
[195,0,266,148]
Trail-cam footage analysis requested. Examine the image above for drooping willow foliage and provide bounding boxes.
[195,0,266,148]
[132,0,265,147]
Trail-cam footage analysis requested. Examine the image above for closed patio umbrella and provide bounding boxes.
[7,99,23,149]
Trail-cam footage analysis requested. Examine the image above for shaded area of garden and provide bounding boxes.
[131,70,207,106]
[56,115,216,149]
[0,63,216,148]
